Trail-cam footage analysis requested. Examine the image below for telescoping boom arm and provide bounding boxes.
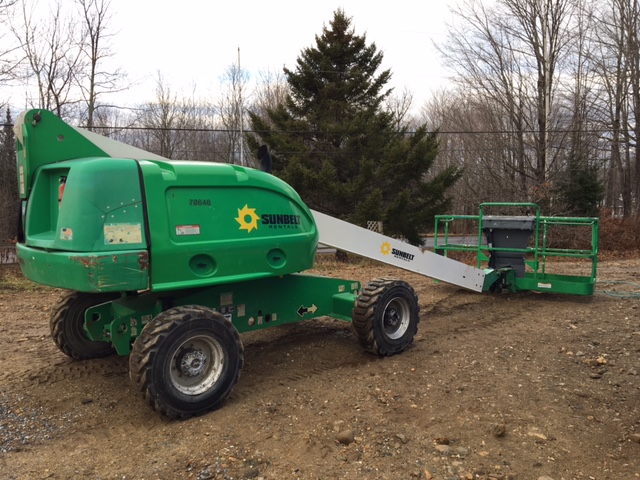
[312,211,485,292]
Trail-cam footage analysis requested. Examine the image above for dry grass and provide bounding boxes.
[0,264,45,291]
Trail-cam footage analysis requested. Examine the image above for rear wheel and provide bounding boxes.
[129,306,243,419]
[50,291,118,360]
[352,278,420,356]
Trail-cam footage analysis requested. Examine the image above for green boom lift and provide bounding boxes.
[13,109,598,419]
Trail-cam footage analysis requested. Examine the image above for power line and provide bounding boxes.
[79,125,640,137]
[1,122,632,137]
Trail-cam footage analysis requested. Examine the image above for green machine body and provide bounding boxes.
[15,109,318,293]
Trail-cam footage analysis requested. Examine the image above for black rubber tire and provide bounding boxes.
[129,306,244,420]
[50,291,118,360]
[352,277,420,356]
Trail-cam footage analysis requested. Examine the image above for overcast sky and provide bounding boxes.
[104,0,459,110]
[1,1,461,113]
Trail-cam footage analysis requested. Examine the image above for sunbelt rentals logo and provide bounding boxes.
[380,241,415,262]
[235,205,261,232]
[235,204,302,233]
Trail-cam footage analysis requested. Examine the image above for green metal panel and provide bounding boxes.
[514,273,596,296]
[17,244,149,292]
[15,109,319,295]
[85,273,360,355]
[14,110,109,199]
[138,160,318,292]
[24,158,146,252]
[17,157,149,292]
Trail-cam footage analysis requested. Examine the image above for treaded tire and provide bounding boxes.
[50,291,119,360]
[129,306,244,420]
[352,277,420,356]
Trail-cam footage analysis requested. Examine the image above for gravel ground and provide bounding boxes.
[0,258,639,479]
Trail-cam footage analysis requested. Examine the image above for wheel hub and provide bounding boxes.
[383,298,410,339]
[168,333,226,396]
[385,308,400,328]
[176,348,208,378]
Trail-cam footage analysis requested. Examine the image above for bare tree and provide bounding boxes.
[175,89,220,162]
[0,0,21,85]
[619,0,640,213]
[561,0,596,167]
[216,58,251,166]
[11,0,85,116]
[586,0,640,216]
[135,73,185,158]
[436,0,579,206]
[251,69,289,117]
[420,89,530,213]
[385,86,416,130]
[76,0,125,130]
[503,0,577,184]
[133,73,221,161]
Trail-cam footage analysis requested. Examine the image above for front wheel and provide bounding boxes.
[129,306,244,419]
[352,278,420,356]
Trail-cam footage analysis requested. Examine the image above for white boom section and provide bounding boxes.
[312,210,485,292]
[76,126,169,161]
[12,111,168,162]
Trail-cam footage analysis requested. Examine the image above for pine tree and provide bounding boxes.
[556,157,603,217]
[0,107,18,242]
[248,9,461,245]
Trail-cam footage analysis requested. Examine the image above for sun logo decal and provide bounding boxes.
[380,241,391,255]
[235,204,260,233]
